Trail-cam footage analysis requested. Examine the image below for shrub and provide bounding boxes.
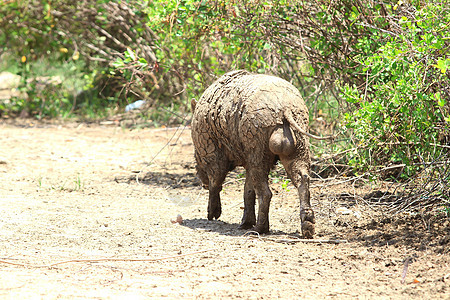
[339,1,450,178]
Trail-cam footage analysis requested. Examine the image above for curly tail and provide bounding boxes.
[283,110,334,140]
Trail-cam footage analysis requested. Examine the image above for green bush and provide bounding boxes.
[0,0,159,118]
[1,1,448,183]
[339,1,450,178]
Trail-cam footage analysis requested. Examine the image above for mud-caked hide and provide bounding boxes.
[191,70,315,238]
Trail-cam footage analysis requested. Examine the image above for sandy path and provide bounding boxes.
[0,122,448,299]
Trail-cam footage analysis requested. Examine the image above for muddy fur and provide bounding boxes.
[191,70,315,238]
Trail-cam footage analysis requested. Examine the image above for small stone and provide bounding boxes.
[171,214,183,225]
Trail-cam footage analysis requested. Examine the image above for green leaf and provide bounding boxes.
[435,92,446,107]
[433,59,449,73]
[111,58,124,68]
[125,48,136,61]
[138,57,147,64]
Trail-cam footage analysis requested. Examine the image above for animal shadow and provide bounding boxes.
[115,170,202,189]
[181,218,302,239]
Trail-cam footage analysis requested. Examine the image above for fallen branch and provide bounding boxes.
[0,259,28,267]
[0,249,215,268]
[247,234,348,244]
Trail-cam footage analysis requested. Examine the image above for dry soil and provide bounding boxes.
[0,120,449,299]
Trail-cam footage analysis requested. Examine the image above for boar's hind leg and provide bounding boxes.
[206,157,230,221]
[239,176,256,229]
[281,159,315,238]
[249,169,272,234]
[297,171,315,239]
[288,168,315,239]
[207,174,225,220]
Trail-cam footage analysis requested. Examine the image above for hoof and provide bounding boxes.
[301,221,315,239]
[252,224,269,234]
[239,216,256,230]
[207,207,221,221]
[238,222,254,230]
[207,213,221,221]
[300,209,315,239]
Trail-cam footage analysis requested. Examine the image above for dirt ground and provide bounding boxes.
[0,120,449,299]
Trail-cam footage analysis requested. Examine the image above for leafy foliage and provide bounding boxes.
[339,1,450,178]
[0,0,449,183]
[0,0,159,118]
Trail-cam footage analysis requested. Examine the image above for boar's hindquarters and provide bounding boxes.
[269,121,296,157]
[269,122,316,238]
[192,70,316,238]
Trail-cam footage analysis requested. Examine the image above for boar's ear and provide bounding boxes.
[191,98,197,112]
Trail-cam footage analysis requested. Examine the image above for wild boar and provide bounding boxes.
[191,70,322,238]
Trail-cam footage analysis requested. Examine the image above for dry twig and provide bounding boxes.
[246,234,348,244]
[0,249,215,269]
